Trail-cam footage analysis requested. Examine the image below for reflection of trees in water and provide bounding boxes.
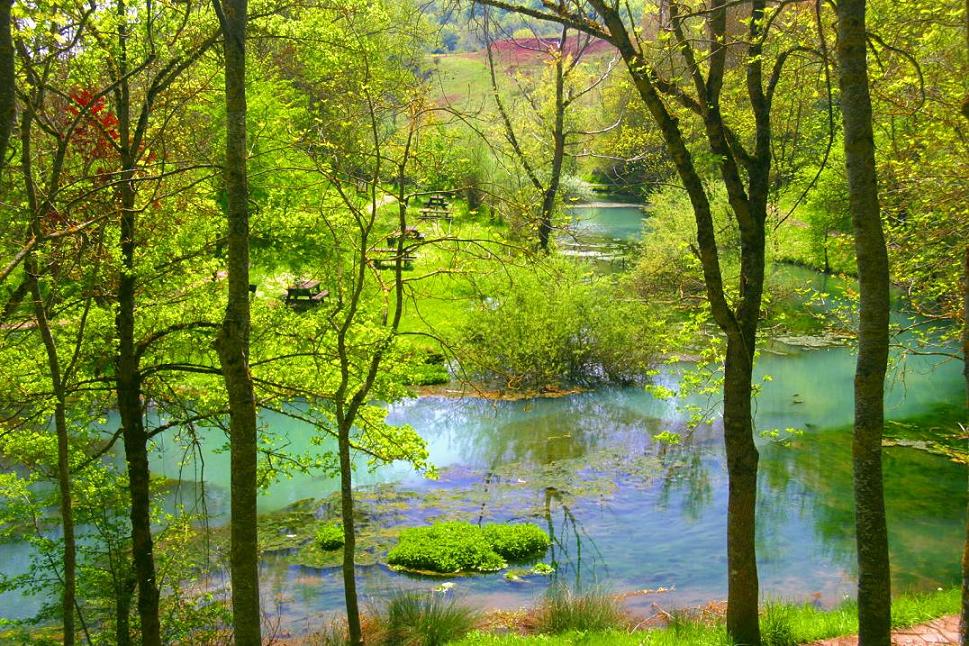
[655,433,713,522]
[757,425,965,588]
[408,390,655,469]
[542,486,606,591]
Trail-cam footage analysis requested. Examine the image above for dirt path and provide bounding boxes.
[810,615,960,645]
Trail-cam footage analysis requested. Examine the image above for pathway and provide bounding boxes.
[810,616,960,645]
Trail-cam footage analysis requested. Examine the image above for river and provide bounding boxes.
[0,202,965,634]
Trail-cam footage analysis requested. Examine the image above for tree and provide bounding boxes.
[835,0,892,643]
[211,0,261,641]
[471,1,819,641]
[0,0,12,173]
[482,17,616,251]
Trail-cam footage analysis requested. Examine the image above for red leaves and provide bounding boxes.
[66,89,120,160]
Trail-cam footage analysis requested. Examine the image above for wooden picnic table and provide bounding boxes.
[371,248,416,270]
[417,208,452,223]
[285,279,329,309]
[387,227,424,246]
[426,193,449,209]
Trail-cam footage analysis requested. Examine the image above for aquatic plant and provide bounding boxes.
[387,521,506,573]
[482,523,550,561]
[386,521,550,574]
[315,523,344,550]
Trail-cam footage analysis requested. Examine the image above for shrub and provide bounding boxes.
[316,523,344,551]
[533,585,626,634]
[372,590,479,646]
[481,523,550,561]
[386,522,505,573]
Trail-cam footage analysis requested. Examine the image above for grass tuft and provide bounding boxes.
[533,585,628,634]
[370,590,479,646]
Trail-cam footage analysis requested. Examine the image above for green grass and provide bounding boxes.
[532,587,628,635]
[373,590,480,646]
[449,588,960,645]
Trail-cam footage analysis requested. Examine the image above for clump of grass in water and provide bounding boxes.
[371,590,480,646]
[533,585,627,634]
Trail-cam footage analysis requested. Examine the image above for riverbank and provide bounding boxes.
[275,587,960,645]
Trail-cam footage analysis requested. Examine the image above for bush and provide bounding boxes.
[386,522,505,573]
[386,521,549,574]
[373,590,479,646]
[481,523,550,562]
[316,523,344,550]
[460,258,662,391]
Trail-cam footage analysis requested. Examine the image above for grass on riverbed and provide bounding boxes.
[449,587,959,645]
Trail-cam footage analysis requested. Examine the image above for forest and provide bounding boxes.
[0,0,966,644]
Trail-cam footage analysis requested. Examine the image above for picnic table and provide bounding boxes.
[285,279,329,310]
[426,193,449,209]
[417,208,453,223]
[371,248,416,270]
[386,226,424,246]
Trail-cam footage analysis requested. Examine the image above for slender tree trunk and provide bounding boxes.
[28,275,77,646]
[836,2,892,644]
[114,6,163,634]
[0,0,13,175]
[21,96,77,646]
[338,421,362,645]
[538,32,567,253]
[961,245,968,646]
[214,0,261,642]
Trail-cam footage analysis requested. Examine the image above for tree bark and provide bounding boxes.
[113,7,163,639]
[0,0,13,175]
[836,1,893,644]
[538,30,568,253]
[961,245,968,646]
[338,421,362,645]
[21,92,77,646]
[213,0,261,642]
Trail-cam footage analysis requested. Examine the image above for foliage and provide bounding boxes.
[386,521,549,574]
[460,258,663,390]
[316,524,345,551]
[387,521,506,573]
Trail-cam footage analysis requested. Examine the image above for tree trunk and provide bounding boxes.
[836,2,893,644]
[21,97,77,646]
[538,31,567,253]
[114,7,163,630]
[0,0,13,175]
[961,245,968,646]
[214,0,261,642]
[116,166,162,646]
[338,422,362,645]
[29,277,77,646]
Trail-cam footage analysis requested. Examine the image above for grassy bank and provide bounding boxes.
[450,588,959,645]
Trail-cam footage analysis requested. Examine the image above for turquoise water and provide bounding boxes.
[1,203,966,632]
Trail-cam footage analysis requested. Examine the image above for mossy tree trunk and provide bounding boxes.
[213,0,261,642]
